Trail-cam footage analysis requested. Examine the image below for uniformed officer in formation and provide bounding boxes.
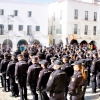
[46,60,67,100]
[67,61,87,100]
[15,54,28,100]
[36,60,52,100]
[6,54,18,97]
[27,56,42,100]
[0,42,99,100]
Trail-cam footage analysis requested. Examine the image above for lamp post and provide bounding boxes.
[7,15,14,49]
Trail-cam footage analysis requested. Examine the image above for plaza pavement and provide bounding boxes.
[0,83,100,100]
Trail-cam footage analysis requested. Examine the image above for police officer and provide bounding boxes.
[48,57,57,71]
[6,54,18,97]
[85,53,92,86]
[28,51,35,67]
[15,47,21,55]
[15,54,28,100]
[91,52,98,93]
[96,54,100,89]
[46,60,67,100]
[21,51,29,63]
[36,60,52,100]
[27,56,42,100]
[0,52,10,92]
[67,61,86,100]
[61,55,73,100]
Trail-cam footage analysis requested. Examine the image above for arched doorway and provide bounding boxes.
[33,39,40,44]
[17,39,28,51]
[70,39,78,45]
[2,39,13,50]
[80,40,88,47]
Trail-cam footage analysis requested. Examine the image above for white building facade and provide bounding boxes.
[0,0,48,51]
[48,0,100,48]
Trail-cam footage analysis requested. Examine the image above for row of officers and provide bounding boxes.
[0,46,100,100]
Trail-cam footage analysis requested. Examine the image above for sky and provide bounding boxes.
[15,0,54,3]
[30,0,53,3]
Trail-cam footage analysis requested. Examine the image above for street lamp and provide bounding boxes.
[7,15,14,49]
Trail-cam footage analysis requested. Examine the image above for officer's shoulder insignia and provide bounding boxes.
[72,78,75,82]
[49,76,52,80]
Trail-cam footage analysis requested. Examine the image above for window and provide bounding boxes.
[53,13,55,21]
[27,25,32,35]
[8,25,13,31]
[85,11,88,20]
[19,25,23,31]
[14,10,18,16]
[74,24,78,34]
[0,9,4,15]
[54,25,55,30]
[93,26,96,35]
[60,10,62,19]
[0,24,4,35]
[36,26,40,31]
[84,25,88,35]
[28,11,32,17]
[60,25,62,34]
[56,29,59,34]
[94,12,97,21]
[51,26,52,34]
[53,39,55,45]
[74,9,78,19]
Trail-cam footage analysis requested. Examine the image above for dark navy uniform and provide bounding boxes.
[0,53,10,92]
[27,64,42,100]
[91,58,98,92]
[46,70,67,100]
[36,60,52,100]
[68,70,83,100]
[96,58,100,88]
[6,59,18,96]
[46,60,67,100]
[15,57,28,100]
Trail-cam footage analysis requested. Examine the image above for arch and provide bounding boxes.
[89,40,97,50]
[80,40,88,45]
[70,39,78,45]
[90,40,96,45]
[2,39,13,49]
[17,39,28,46]
[33,39,40,44]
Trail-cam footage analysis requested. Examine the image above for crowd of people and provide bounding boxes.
[0,42,99,100]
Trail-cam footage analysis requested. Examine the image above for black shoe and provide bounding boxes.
[10,94,15,97]
[2,89,6,92]
[15,94,19,97]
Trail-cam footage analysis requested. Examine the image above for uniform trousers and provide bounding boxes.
[18,76,27,100]
[30,82,38,100]
[97,72,100,88]
[91,74,96,92]
[2,73,10,91]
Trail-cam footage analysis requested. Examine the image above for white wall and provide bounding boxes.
[48,0,100,48]
[0,0,48,51]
